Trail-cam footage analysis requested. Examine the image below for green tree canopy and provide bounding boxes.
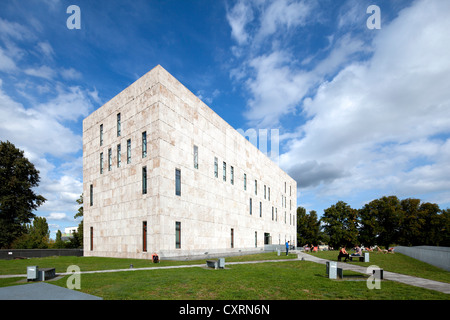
[321,201,358,249]
[297,207,321,246]
[0,141,46,248]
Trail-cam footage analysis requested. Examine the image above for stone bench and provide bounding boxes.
[27,266,56,281]
[349,253,369,262]
[206,258,225,269]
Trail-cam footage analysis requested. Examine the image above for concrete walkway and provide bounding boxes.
[296,251,450,294]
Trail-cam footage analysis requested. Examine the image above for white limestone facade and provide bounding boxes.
[83,65,297,259]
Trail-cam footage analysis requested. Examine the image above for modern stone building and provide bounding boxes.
[83,65,297,259]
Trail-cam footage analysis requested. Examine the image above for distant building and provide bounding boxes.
[83,65,297,259]
[61,226,78,242]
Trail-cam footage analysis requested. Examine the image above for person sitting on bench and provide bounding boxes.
[338,246,350,262]
[352,245,362,256]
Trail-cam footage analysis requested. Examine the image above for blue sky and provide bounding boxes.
[1,0,449,238]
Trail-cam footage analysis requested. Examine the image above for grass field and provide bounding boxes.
[0,251,448,300]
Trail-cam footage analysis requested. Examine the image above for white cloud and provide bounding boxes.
[24,65,56,79]
[226,0,254,45]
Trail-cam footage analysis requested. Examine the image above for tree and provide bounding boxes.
[13,216,50,249]
[54,230,66,248]
[0,141,46,248]
[359,196,402,248]
[297,207,321,246]
[321,201,358,249]
[67,194,83,248]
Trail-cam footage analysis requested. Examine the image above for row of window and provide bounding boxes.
[99,132,147,174]
[214,155,292,210]
[89,222,292,252]
[99,113,122,147]
[248,198,296,226]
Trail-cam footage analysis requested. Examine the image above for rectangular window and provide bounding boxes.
[90,184,93,206]
[223,162,226,182]
[193,145,198,169]
[249,198,252,215]
[255,180,257,195]
[175,221,181,249]
[272,206,274,221]
[100,152,103,174]
[117,144,121,168]
[175,168,181,196]
[214,157,218,178]
[255,231,257,248]
[268,187,270,201]
[100,124,103,146]
[264,185,266,199]
[244,173,247,190]
[142,221,147,252]
[230,166,234,185]
[142,131,147,158]
[127,139,131,164]
[260,201,262,217]
[231,228,234,248]
[108,148,112,171]
[142,166,147,194]
[117,113,121,137]
[90,227,93,251]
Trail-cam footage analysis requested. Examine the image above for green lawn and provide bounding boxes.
[0,252,448,300]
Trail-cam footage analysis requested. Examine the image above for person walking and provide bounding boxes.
[286,240,290,256]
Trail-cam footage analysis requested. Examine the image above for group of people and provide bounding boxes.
[338,245,395,262]
[338,245,362,262]
[303,244,319,252]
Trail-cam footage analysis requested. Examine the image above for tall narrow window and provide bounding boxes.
[90,184,93,206]
[230,166,234,185]
[223,162,226,182]
[142,166,147,194]
[142,131,147,158]
[244,173,247,190]
[117,113,121,137]
[249,198,252,215]
[231,228,234,248]
[127,139,131,164]
[90,227,93,251]
[268,187,270,201]
[214,157,218,178]
[260,202,262,217]
[108,148,112,171]
[255,180,257,195]
[175,168,181,196]
[193,145,198,169]
[272,206,274,221]
[175,221,181,248]
[142,221,147,252]
[100,124,103,146]
[255,231,257,248]
[100,152,103,174]
[117,144,121,168]
[264,185,266,199]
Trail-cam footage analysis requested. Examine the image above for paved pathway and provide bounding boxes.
[296,251,450,294]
